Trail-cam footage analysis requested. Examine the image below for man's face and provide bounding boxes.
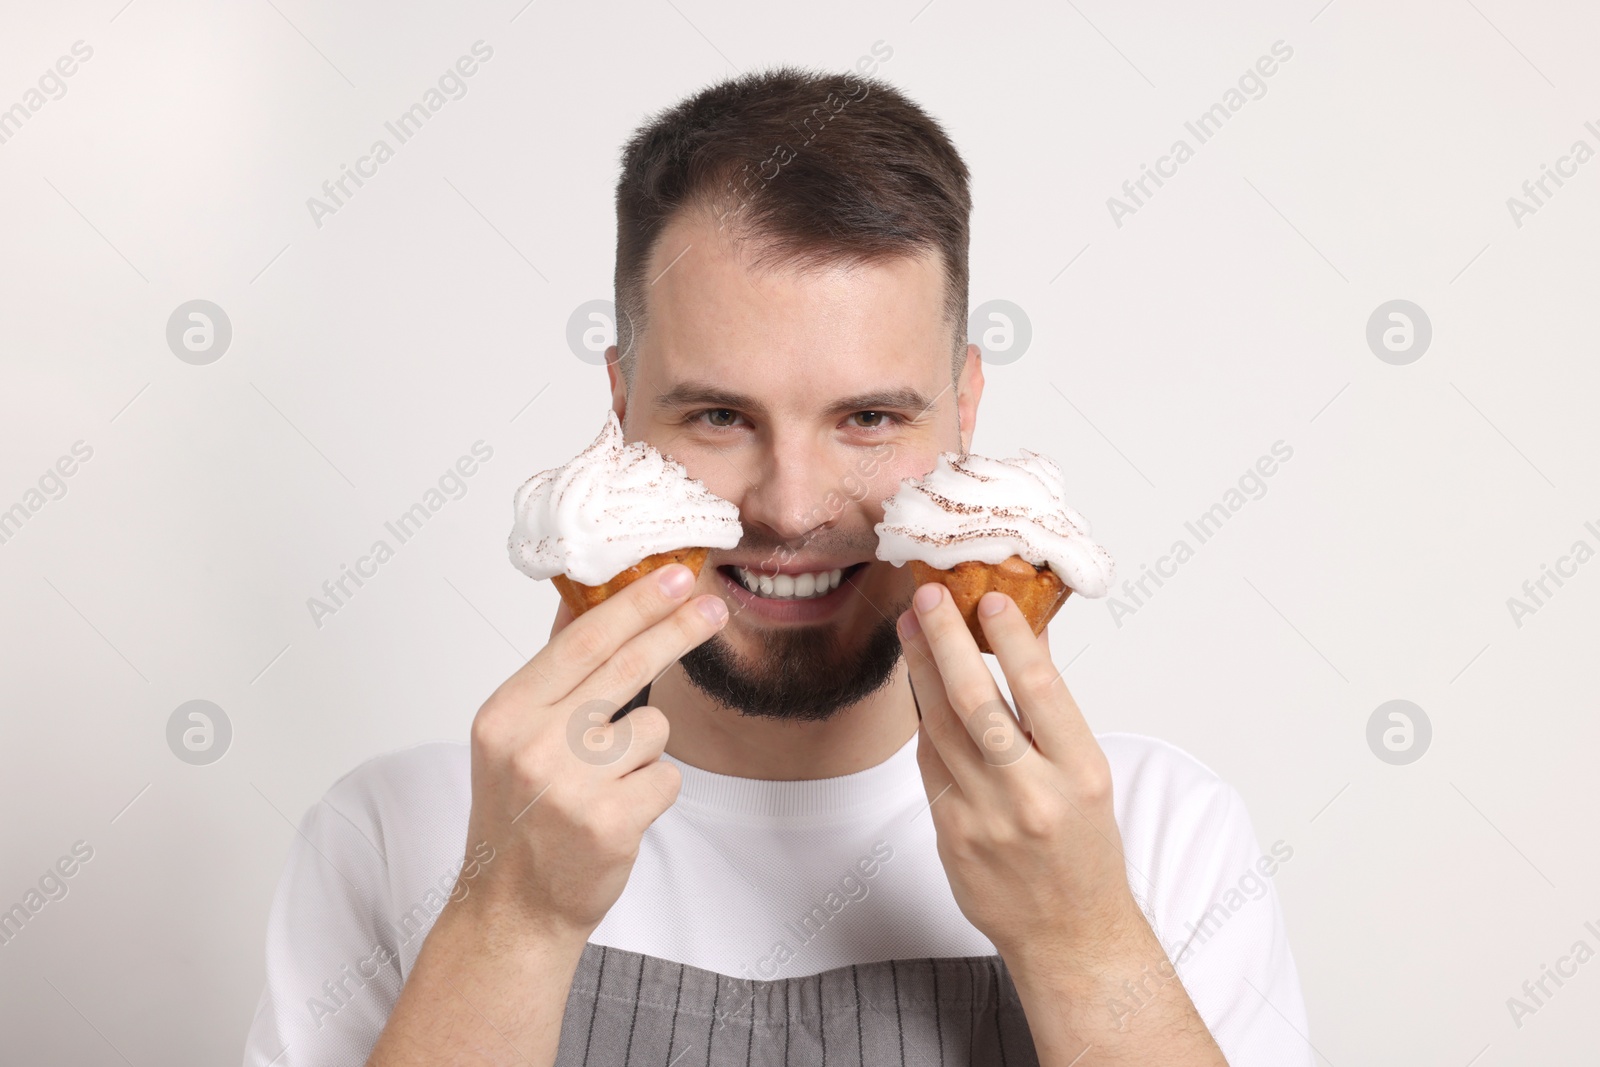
[608,207,983,721]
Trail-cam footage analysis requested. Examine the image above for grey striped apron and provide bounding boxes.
[553,943,1040,1066]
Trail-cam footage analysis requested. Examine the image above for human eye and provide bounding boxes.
[692,408,746,430]
[846,410,900,432]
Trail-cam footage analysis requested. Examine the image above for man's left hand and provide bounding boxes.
[896,581,1143,968]
[898,581,1228,1064]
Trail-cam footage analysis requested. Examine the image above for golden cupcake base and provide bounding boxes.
[909,556,1070,654]
[551,546,711,617]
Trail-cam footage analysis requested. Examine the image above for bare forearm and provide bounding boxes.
[363,564,718,1062]
[365,895,589,1066]
[1004,918,1227,1067]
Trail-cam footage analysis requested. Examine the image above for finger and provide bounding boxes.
[516,563,704,700]
[568,592,728,711]
[549,599,575,641]
[896,606,961,755]
[613,705,671,774]
[913,720,960,813]
[613,756,683,832]
[900,603,1032,787]
[910,582,1018,764]
[566,703,672,784]
[896,598,989,793]
[976,591,1097,765]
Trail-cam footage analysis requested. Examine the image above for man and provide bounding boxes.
[244,66,1309,1066]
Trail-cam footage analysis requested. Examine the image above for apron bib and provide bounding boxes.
[554,942,1040,1066]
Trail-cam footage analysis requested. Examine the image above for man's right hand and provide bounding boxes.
[365,562,726,1066]
[461,562,728,939]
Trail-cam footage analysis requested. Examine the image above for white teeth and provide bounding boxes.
[731,566,848,599]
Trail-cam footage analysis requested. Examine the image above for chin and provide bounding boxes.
[680,564,913,721]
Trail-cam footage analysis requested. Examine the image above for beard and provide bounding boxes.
[678,605,909,723]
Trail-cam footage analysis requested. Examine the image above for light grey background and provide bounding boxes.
[2,0,1597,1062]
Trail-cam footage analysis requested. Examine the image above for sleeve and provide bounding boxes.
[241,787,404,1067]
[1105,735,1313,1067]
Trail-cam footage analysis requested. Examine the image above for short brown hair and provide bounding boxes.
[612,64,972,385]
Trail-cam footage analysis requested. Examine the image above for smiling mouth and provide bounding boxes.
[718,562,869,600]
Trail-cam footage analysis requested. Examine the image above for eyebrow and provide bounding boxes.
[652,381,940,419]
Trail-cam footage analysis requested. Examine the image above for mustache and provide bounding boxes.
[722,525,880,566]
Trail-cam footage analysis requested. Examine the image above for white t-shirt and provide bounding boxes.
[241,729,1312,1065]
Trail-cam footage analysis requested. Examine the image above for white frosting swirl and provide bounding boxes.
[508,411,741,585]
[874,449,1115,597]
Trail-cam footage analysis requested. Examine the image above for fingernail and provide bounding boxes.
[913,583,942,612]
[978,591,1007,617]
[897,609,921,638]
[697,596,728,625]
[658,564,694,597]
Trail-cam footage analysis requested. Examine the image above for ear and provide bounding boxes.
[605,346,627,427]
[956,343,984,453]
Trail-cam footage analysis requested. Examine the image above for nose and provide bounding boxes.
[736,428,844,545]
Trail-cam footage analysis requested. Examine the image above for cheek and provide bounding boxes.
[651,436,746,509]
[863,450,943,520]
[687,465,747,509]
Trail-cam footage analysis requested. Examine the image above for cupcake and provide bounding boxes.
[874,449,1114,653]
[508,411,742,615]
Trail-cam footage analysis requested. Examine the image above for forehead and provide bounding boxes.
[635,208,950,395]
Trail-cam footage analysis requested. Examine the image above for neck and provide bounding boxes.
[649,658,920,780]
